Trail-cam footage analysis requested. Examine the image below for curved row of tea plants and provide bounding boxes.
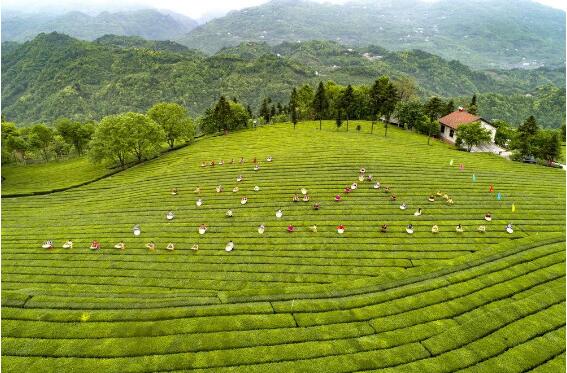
[2,121,565,371]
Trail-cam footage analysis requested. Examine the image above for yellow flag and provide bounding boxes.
[512,203,516,212]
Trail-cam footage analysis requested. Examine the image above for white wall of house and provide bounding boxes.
[480,120,497,142]
[439,124,457,144]
[439,120,496,145]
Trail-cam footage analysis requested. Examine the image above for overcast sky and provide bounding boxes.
[2,0,565,19]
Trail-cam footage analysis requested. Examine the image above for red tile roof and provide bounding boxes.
[439,110,481,129]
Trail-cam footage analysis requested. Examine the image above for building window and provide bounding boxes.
[440,125,445,133]
[449,129,454,138]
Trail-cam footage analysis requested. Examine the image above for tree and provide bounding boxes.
[89,112,165,167]
[312,81,328,130]
[369,77,386,134]
[444,100,455,116]
[51,134,71,158]
[340,84,354,131]
[213,96,232,132]
[534,130,561,162]
[456,122,492,152]
[382,81,399,137]
[259,98,271,123]
[370,76,398,135]
[468,94,478,115]
[297,84,315,120]
[123,112,165,162]
[289,87,299,129]
[395,99,426,132]
[148,102,195,149]
[514,115,539,157]
[89,114,132,168]
[55,118,94,156]
[492,120,514,148]
[336,109,342,130]
[29,124,55,161]
[227,101,250,131]
[425,96,445,144]
[392,76,417,101]
[2,121,29,163]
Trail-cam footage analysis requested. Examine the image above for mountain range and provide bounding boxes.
[2,0,565,70]
[1,9,198,42]
[2,33,564,127]
[178,0,566,69]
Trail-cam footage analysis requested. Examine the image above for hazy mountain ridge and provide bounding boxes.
[178,0,566,69]
[1,9,198,42]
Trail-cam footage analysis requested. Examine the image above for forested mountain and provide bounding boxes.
[178,0,565,69]
[1,33,564,127]
[1,9,198,42]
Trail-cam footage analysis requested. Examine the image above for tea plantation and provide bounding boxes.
[2,121,565,372]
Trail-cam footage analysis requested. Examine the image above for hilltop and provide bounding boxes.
[2,122,565,371]
[178,0,566,69]
[2,34,565,127]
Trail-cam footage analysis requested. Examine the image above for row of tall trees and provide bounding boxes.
[286,77,459,139]
[2,102,196,167]
[2,119,95,163]
[89,103,195,168]
[198,96,251,134]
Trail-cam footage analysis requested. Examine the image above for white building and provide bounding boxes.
[438,108,497,145]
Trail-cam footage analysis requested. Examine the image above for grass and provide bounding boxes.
[1,121,565,372]
[1,157,109,195]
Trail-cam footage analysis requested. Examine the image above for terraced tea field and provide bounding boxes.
[2,121,565,372]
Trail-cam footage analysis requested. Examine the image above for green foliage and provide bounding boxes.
[456,122,492,151]
[2,35,565,128]
[29,123,55,161]
[492,120,515,148]
[126,112,166,161]
[289,88,299,129]
[312,82,329,129]
[468,94,478,115]
[444,99,455,116]
[340,84,354,128]
[464,86,566,129]
[395,99,427,131]
[55,118,94,155]
[533,130,562,162]
[425,96,445,121]
[147,102,195,149]
[89,112,164,167]
[296,84,315,120]
[1,120,29,163]
[512,115,540,157]
[199,97,250,135]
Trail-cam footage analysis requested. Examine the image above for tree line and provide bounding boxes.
[3,76,563,168]
[2,103,196,168]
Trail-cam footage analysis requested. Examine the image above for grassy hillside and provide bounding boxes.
[1,157,109,195]
[178,0,566,69]
[2,35,565,127]
[2,122,565,371]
